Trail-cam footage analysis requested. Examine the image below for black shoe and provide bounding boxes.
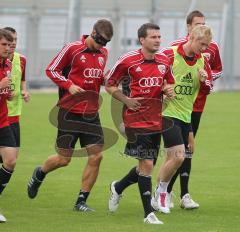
[27,167,43,199]
[74,202,95,212]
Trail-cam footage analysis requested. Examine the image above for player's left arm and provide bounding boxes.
[211,43,223,81]
[101,49,108,86]
[20,56,30,102]
[161,50,175,99]
[198,58,213,95]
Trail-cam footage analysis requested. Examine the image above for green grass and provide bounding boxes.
[1,91,240,231]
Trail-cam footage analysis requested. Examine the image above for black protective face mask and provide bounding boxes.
[91,32,110,46]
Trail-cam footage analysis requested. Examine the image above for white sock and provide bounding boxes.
[155,181,169,198]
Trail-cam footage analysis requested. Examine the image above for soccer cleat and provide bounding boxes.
[27,167,43,199]
[74,202,95,212]
[151,192,170,214]
[144,212,163,224]
[108,181,122,212]
[0,212,6,223]
[180,193,199,209]
[166,192,174,209]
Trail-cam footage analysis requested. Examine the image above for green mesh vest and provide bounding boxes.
[7,52,23,116]
[163,46,204,123]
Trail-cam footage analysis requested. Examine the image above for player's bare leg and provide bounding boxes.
[152,145,185,213]
[74,144,103,212]
[27,149,73,199]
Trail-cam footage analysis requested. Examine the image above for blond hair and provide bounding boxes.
[190,25,213,42]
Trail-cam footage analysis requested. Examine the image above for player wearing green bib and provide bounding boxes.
[152,25,213,214]
[167,10,223,210]
[4,27,29,150]
[163,45,204,123]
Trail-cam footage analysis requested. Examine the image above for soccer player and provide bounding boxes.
[164,10,222,209]
[106,23,185,224]
[27,19,113,212]
[0,29,18,223]
[0,27,30,164]
[152,25,213,213]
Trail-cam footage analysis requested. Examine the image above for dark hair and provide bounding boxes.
[3,27,16,33]
[93,19,113,39]
[0,29,13,42]
[186,10,205,25]
[138,23,160,40]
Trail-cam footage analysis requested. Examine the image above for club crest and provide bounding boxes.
[158,65,166,74]
[98,57,104,66]
[203,52,211,60]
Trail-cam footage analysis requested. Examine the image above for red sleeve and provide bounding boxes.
[161,48,174,66]
[199,57,213,95]
[160,49,175,84]
[210,43,223,81]
[20,55,26,81]
[106,59,129,87]
[164,66,175,84]
[45,44,74,90]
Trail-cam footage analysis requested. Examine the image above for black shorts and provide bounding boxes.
[191,111,202,136]
[10,122,20,147]
[124,127,161,161]
[0,126,17,148]
[56,108,104,149]
[162,117,191,148]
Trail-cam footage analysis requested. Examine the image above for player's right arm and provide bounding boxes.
[160,47,175,108]
[46,43,77,92]
[105,59,141,111]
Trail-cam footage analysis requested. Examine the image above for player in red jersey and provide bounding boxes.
[106,23,185,224]
[0,27,30,164]
[27,19,113,212]
[162,10,222,210]
[0,29,17,223]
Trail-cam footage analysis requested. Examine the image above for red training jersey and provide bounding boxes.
[107,49,174,129]
[46,35,108,114]
[170,36,222,112]
[0,59,12,129]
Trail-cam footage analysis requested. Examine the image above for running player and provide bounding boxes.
[27,19,113,212]
[152,25,213,213]
[0,29,17,223]
[106,23,185,224]
[0,27,29,164]
[164,10,222,209]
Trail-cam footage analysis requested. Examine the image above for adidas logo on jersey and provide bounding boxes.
[135,66,142,72]
[80,55,86,62]
[181,72,193,83]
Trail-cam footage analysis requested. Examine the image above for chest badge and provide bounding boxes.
[203,53,211,60]
[158,65,166,74]
[98,57,104,66]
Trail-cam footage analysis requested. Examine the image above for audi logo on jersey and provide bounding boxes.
[0,84,14,95]
[139,77,163,88]
[174,85,193,95]
[83,68,102,78]
[0,87,10,95]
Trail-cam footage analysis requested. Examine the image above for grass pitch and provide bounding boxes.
[1,91,240,232]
